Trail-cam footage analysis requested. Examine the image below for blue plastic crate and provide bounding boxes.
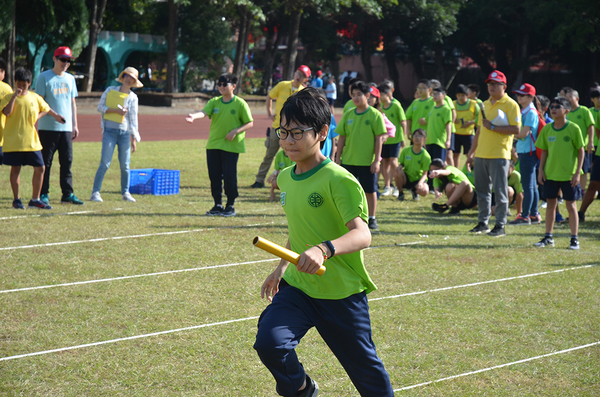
[130,169,180,195]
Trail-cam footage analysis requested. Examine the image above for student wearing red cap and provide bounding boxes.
[251,65,310,189]
[466,70,521,237]
[35,46,83,205]
[309,70,323,88]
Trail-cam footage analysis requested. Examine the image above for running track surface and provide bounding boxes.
[76,114,273,142]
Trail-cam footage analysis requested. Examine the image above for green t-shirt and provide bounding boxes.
[274,150,294,171]
[382,98,406,145]
[508,171,523,195]
[425,104,453,147]
[278,159,377,299]
[591,107,600,153]
[203,96,253,153]
[406,97,434,133]
[337,106,387,166]
[444,95,456,133]
[398,145,431,183]
[433,165,472,189]
[343,99,355,114]
[461,163,475,186]
[566,105,594,147]
[535,121,585,181]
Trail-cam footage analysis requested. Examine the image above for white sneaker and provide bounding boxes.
[392,187,400,197]
[89,191,103,202]
[381,186,392,196]
[122,192,136,202]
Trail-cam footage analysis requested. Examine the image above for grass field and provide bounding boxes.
[1,137,599,396]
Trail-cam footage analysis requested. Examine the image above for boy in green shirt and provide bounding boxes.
[534,97,585,250]
[395,128,431,201]
[254,87,394,397]
[565,90,595,194]
[335,81,387,230]
[430,158,477,215]
[405,79,434,140]
[186,73,254,217]
[577,88,600,222]
[425,87,453,164]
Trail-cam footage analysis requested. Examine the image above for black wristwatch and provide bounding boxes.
[322,240,335,258]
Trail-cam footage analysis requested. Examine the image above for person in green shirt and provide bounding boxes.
[379,81,407,197]
[425,87,453,164]
[186,73,254,217]
[395,128,431,201]
[577,88,600,223]
[405,79,434,140]
[534,97,585,250]
[431,79,457,165]
[254,87,394,397]
[267,145,295,202]
[565,90,595,194]
[429,158,477,215]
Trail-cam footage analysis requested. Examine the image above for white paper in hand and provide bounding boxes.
[491,109,509,127]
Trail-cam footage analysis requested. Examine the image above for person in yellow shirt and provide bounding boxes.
[250,65,310,188]
[1,68,65,209]
[466,70,521,237]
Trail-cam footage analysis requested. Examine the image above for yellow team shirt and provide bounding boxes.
[0,91,50,152]
[269,81,305,129]
[0,81,13,146]
[475,94,521,160]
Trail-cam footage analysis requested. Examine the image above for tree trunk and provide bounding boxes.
[261,24,283,94]
[82,0,108,92]
[383,34,402,101]
[283,10,301,80]
[7,0,15,87]
[166,0,179,93]
[232,9,249,95]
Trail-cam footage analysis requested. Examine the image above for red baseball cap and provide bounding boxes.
[369,86,380,98]
[297,65,311,78]
[316,70,323,77]
[54,46,73,59]
[485,70,507,84]
[513,83,536,96]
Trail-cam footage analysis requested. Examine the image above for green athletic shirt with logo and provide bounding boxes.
[591,107,600,152]
[508,170,523,195]
[454,99,480,136]
[425,104,452,147]
[406,97,434,133]
[203,96,253,153]
[398,145,431,183]
[433,165,472,189]
[337,106,387,166]
[382,98,407,145]
[274,150,294,171]
[566,105,594,147]
[277,158,377,299]
[535,121,585,181]
[444,95,456,133]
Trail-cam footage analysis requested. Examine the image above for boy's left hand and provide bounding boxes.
[587,143,594,154]
[571,172,580,187]
[296,247,326,275]
[54,114,66,124]
[226,130,237,141]
[370,160,380,174]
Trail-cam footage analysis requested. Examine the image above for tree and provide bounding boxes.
[81,0,108,92]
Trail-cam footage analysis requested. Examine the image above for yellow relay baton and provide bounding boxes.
[253,236,326,276]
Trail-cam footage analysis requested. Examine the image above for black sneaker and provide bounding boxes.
[12,198,25,210]
[250,181,265,188]
[221,205,236,217]
[449,206,461,215]
[568,238,580,250]
[469,222,490,234]
[487,224,506,237]
[396,192,405,201]
[411,189,420,201]
[297,375,319,397]
[534,236,555,248]
[28,199,52,210]
[206,204,224,216]
[368,218,379,230]
[432,203,449,213]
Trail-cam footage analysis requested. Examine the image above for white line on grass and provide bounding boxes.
[0,222,273,252]
[394,341,600,392]
[1,264,594,362]
[0,316,260,362]
[369,265,594,302]
[0,210,99,221]
[0,259,278,294]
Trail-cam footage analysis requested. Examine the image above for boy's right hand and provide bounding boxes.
[538,169,546,185]
[185,114,194,123]
[418,117,426,126]
[14,88,23,96]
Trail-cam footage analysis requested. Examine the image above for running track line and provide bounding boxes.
[0,241,426,294]
[0,264,593,362]
[394,341,600,392]
[0,222,274,252]
[0,210,100,221]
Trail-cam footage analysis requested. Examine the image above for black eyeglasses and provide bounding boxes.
[58,58,71,63]
[549,105,564,110]
[217,82,230,87]
[276,126,314,140]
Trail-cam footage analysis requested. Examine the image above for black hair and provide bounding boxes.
[430,79,442,89]
[350,80,370,95]
[218,73,238,85]
[280,87,331,148]
[418,79,431,88]
[551,96,571,110]
[15,67,32,83]
[537,95,550,110]
[560,86,573,95]
[456,84,468,95]
[590,88,600,99]
[381,79,394,89]
[432,86,446,95]
[467,84,480,96]
[430,158,446,169]
[378,81,393,95]
[413,128,426,138]
[0,58,7,72]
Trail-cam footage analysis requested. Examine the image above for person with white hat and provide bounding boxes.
[90,67,143,203]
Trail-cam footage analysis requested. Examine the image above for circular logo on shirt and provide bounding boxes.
[230,109,237,115]
[436,113,441,117]
[577,115,582,119]
[365,120,371,126]
[563,136,571,142]
[425,106,430,110]
[308,192,324,208]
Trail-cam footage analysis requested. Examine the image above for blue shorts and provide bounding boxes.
[381,142,401,158]
[2,150,44,167]
[426,144,447,162]
[582,152,593,174]
[590,155,600,182]
[342,164,377,193]
[542,180,578,201]
[454,134,473,155]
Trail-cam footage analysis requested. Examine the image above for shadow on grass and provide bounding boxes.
[547,262,599,268]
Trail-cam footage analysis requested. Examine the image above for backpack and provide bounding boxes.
[524,108,546,159]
